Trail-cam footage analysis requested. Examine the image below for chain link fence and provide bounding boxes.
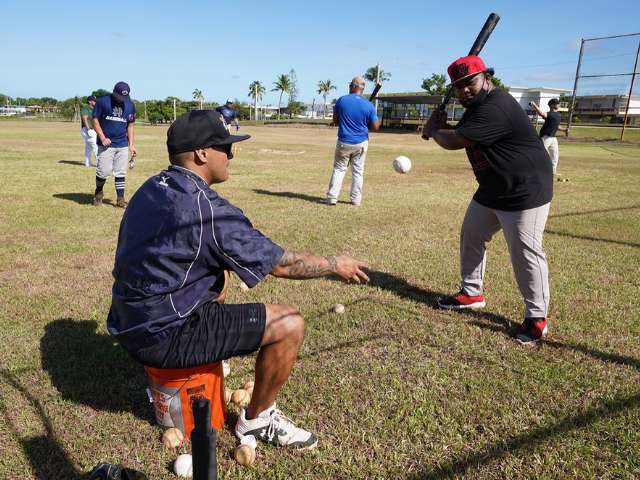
[568,33,640,139]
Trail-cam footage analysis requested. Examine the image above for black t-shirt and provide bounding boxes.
[455,88,553,211]
[539,111,561,137]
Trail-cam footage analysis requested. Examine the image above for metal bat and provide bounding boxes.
[369,82,382,103]
[438,13,500,111]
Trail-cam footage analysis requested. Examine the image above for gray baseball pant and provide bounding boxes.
[460,199,551,319]
[96,146,128,179]
[327,140,368,204]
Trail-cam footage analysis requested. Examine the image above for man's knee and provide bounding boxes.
[262,304,305,347]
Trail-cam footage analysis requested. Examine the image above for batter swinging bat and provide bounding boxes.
[369,82,382,103]
[437,13,500,111]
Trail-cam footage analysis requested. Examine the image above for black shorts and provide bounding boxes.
[132,302,266,369]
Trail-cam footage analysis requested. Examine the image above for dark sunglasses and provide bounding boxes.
[211,143,232,156]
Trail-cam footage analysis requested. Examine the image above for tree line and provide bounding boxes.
[2,67,513,124]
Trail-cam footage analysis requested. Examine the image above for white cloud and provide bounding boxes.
[567,37,583,51]
[526,71,573,82]
[347,42,368,51]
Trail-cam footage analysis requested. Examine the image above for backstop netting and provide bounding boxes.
[568,33,640,137]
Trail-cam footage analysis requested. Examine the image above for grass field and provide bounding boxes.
[0,121,639,479]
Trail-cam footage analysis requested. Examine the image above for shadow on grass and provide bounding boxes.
[253,189,324,205]
[549,204,640,219]
[420,313,640,478]
[366,270,443,306]
[41,318,150,417]
[58,160,85,166]
[411,391,640,479]
[0,369,81,479]
[545,228,639,248]
[53,193,115,207]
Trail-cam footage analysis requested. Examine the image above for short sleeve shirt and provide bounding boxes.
[334,93,378,144]
[92,94,136,148]
[539,111,561,137]
[107,166,284,353]
[215,105,238,125]
[455,88,553,211]
[80,105,93,130]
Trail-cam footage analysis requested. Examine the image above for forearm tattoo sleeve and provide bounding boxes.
[279,250,338,279]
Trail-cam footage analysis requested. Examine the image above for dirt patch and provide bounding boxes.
[249,149,306,155]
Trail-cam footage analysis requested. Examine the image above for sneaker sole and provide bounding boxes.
[236,427,318,450]
[437,301,486,310]
[515,325,548,345]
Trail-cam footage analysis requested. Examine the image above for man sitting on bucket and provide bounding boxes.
[107,110,370,449]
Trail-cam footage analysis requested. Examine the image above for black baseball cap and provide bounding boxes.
[87,95,97,102]
[167,110,250,154]
[548,98,560,106]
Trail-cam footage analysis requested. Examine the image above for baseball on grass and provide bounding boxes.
[162,427,185,449]
[173,453,193,477]
[232,388,251,407]
[333,303,345,314]
[393,155,411,174]
[243,381,255,396]
[225,387,233,404]
[235,443,256,466]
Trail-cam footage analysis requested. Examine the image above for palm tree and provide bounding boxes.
[317,80,337,118]
[271,74,292,119]
[248,81,266,120]
[192,88,204,109]
[364,66,392,85]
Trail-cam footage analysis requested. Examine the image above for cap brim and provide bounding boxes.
[215,134,251,146]
[113,92,130,102]
[447,71,486,87]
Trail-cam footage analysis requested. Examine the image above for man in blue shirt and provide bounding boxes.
[91,81,137,208]
[326,76,379,206]
[108,110,370,449]
[215,98,240,132]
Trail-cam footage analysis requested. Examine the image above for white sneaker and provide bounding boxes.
[235,404,318,450]
[222,360,230,377]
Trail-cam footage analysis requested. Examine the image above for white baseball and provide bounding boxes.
[393,156,411,174]
[174,453,193,477]
[333,303,345,314]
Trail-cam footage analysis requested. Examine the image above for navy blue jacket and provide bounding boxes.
[107,165,284,354]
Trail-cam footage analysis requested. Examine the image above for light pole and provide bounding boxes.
[366,58,395,111]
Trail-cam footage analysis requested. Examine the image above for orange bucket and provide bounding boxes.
[145,362,227,437]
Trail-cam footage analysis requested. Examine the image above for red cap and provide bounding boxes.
[447,56,487,85]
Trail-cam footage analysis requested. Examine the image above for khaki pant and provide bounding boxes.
[327,140,368,204]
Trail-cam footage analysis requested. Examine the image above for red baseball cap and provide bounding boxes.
[447,56,487,85]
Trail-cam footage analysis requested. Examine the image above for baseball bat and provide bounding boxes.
[437,13,500,111]
[369,82,382,103]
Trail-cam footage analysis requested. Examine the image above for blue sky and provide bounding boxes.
[2,0,639,106]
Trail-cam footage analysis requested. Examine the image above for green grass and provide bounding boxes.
[0,121,639,479]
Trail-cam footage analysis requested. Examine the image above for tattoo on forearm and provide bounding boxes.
[279,251,338,279]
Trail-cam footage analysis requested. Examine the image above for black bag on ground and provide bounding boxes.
[86,462,146,480]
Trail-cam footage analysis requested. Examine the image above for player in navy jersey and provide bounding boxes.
[108,110,370,449]
[91,81,137,208]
